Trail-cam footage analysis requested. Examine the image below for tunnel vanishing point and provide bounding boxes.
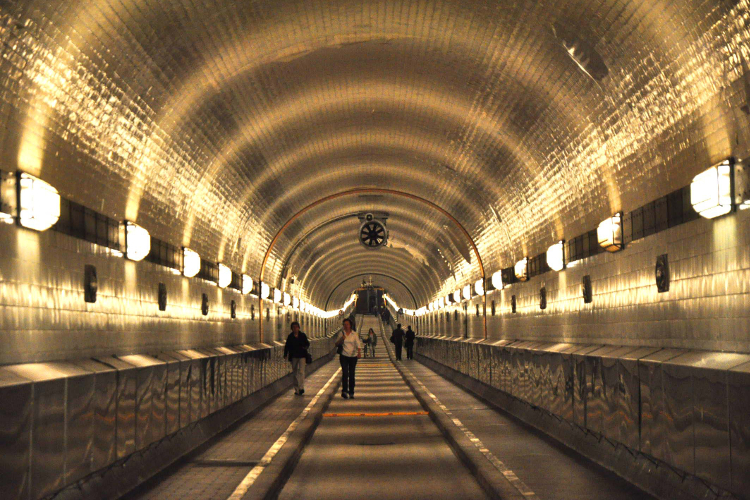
[1,1,750,499]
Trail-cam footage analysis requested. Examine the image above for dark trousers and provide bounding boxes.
[406,345,414,359]
[395,342,403,360]
[340,355,358,395]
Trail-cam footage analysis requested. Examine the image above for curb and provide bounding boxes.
[239,366,342,500]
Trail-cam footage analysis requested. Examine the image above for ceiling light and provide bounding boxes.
[597,213,623,252]
[242,274,253,295]
[546,241,565,271]
[218,264,231,288]
[124,222,150,261]
[515,258,528,281]
[691,160,733,219]
[261,282,270,299]
[462,285,471,300]
[18,173,60,231]
[183,248,201,278]
[491,270,504,290]
[474,279,485,296]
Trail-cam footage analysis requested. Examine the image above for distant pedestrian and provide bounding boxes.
[367,328,378,357]
[390,323,405,361]
[335,318,363,399]
[405,325,415,360]
[284,321,310,395]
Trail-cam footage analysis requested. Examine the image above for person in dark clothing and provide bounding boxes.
[283,321,310,395]
[390,323,405,361]
[405,325,415,360]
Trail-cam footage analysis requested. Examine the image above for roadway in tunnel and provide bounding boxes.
[276,316,489,500]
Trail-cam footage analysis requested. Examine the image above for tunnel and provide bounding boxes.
[1,0,750,498]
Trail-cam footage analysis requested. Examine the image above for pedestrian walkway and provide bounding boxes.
[124,360,341,500]
[276,345,489,499]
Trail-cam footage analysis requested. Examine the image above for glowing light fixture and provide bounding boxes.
[515,258,528,281]
[260,282,270,299]
[597,213,623,252]
[183,248,201,278]
[546,241,565,271]
[691,161,733,219]
[217,263,231,288]
[124,222,151,261]
[462,285,471,300]
[273,288,282,303]
[18,173,60,231]
[438,297,445,308]
[242,274,253,295]
[283,292,291,306]
[474,279,485,296]
[491,270,504,290]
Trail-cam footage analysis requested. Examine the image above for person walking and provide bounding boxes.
[405,325,415,360]
[390,323,405,361]
[284,321,310,396]
[367,328,378,358]
[335,318,362,399]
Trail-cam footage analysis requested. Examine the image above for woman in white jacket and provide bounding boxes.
[335,317,363,398]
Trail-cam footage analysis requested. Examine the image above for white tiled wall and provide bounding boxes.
[427,209,750,353]
[0,224,324,364]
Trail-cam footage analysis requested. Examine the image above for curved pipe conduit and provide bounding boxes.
[259,188,487,341]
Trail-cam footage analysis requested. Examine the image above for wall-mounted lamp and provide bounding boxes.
[183,248,200,277]
[438,297,445,308]
[491,270,504,290]
[18,173,60,231]
[453,289,461,303]
[474,279,485,296]
[218,263,231,288]
[242,274,253,295]
[293,296,300,309]
[260,282,270,299]
[546,241,565,271]
[597,213,623,252]
[124,221,151,261]
[283,292,291,306]
[273,288,282,303]
[514,257,528,281]
[690,159,750,217]
[462,284,471,300]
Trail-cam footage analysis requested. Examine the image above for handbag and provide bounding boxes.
[305,352,313,364]
[336,345,343,355]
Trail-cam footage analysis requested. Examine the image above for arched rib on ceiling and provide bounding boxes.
[325,274,418,311]
[7,0,749,313]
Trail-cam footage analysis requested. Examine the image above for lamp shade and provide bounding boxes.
[242,274,253,295]
[491,270,504,290]
[597,213,623,252]
[546,241,565,271]
[691,161,733,219]
[515,257,528,281]
[18,173,60,231]
[462,284,471,300]
[183,248,201,278]
[474,279,485,296]
[283,292,291,306]
[273,288,282,303]
[217,263,231,288]
[293,296,299,309]
[260,282,270,299]
[124,222,151,261]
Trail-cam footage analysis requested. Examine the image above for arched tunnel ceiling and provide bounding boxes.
[1,0,749,308]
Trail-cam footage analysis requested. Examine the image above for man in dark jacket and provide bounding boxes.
[405,325,415,360]
[284,321,310,395]
[390,323,405,360]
